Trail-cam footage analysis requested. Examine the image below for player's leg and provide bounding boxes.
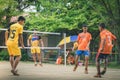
[13,55,21,70]
[73,50,81,71]
[73,55,79,71]
[31,48,37,66]
[36,47,42,66]
[84,51,90,74]
[7,45,16,75]
[32,53,37,66]
[12,55,21,76]
[9,55,14,71]
[12,46,22,76]
[37,53,42,66]
[94,53,102,78]
[100,54,109,75]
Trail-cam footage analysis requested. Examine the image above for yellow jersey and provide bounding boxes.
[28,34,41,47]
[7,23,23,44]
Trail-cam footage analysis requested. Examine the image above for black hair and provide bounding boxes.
[99,23,105,28]
[82,24,87,27]
[18,16,26,22]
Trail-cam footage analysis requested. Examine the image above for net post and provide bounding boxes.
[63,33,67,66]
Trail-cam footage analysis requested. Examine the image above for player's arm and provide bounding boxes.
[86,34,92,50]
[27,35,31,47]
[5,31,9,45]
[86,41,90,50]
[19,34,24,48]
[99,38,106,53]
[40,39,44,47]
[19,27,24,48]
[39,36,44,47]
[5,28,10,45]
[111,34,117,46]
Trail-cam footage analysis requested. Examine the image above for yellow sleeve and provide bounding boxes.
[19,26,23,34]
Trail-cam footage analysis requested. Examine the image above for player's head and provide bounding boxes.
[98,23,105,31]
[33,29,37,34]
[82,24,88,33]
[18,16,26,25]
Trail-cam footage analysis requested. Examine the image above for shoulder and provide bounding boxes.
[86,32,92,37]
[15,23,23,28]
[78,33,82,36]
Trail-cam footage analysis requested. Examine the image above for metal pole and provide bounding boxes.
[63,33,66,66]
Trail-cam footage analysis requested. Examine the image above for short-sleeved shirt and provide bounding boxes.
[28,34,41,47]
[99,29,116,54]
[77,32,92,50]
[7,23,23,44]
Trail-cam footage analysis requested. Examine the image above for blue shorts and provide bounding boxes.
[76,50,90,56]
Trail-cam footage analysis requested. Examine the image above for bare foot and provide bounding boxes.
[73,65,78,71]
[11,70,19,76]
[94,74,101,78]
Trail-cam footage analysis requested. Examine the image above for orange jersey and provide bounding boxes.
[99,29,116,54]
[77,32,92,50]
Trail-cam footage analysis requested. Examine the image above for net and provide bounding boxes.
[0,28,63,64]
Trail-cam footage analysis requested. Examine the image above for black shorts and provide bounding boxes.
[98,53,109,59]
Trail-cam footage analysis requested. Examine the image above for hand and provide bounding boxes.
[98,48,103,53]
[86,46,89,50]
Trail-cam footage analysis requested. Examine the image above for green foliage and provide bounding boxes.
[0,0,120,64]
[0,50,9,60]
[21,50,29,61]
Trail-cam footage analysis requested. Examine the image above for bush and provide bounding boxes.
[0,49,9,60]
[21,49,29,61]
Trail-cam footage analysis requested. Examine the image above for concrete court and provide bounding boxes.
[0,61,120,80]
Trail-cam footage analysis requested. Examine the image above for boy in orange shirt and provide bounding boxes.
[56,56,62,65]
[94,23,116,78]
[73,25,92,74]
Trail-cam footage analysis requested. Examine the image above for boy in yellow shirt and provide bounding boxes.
[27,29,44,66]
[5,16,25,76]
